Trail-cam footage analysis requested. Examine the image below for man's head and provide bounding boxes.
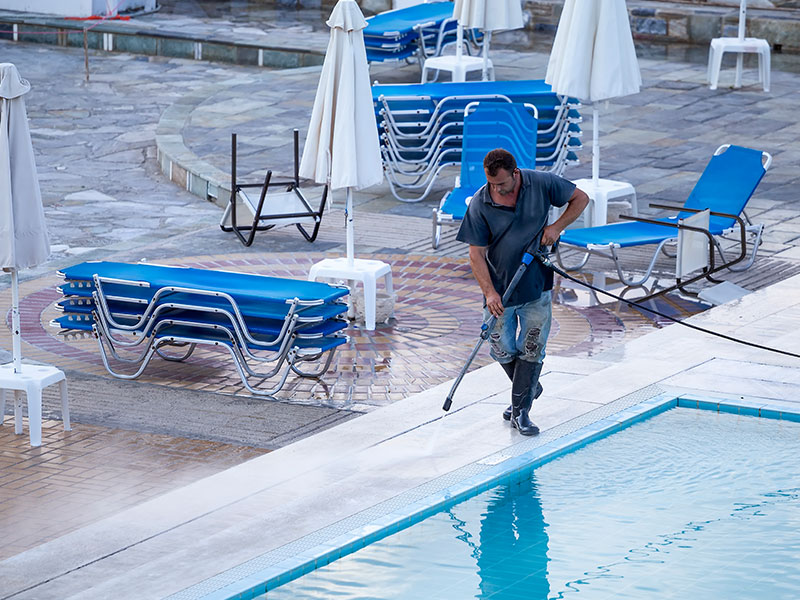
[483,148,517,177]
[484,148,519,197]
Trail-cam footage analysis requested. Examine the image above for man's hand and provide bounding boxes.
[486,290,504,317]
[541,223,561,247]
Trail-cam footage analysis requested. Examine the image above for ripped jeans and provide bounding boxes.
[484,291,552,365]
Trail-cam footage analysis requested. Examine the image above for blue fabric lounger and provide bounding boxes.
[557,144,771,290]
[59,261,348,306]
[431,102,538,248]
[364,1,454,38]
[54,307,348,338]
[372,79,578,106]
[56,289,348,323]
[364,1,459,64]
[373,80,582,201]
[54,261,349,396]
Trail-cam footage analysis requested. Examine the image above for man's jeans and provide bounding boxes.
[484,291,552,365]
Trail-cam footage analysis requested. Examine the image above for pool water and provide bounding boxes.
[261,408,800,599]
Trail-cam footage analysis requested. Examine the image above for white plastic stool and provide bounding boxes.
[573,178,638,227]
[0,362,70,447]
[421,55,493,83]
[708,37,770,92]
[707,0,770,92]
[308,257,393,331]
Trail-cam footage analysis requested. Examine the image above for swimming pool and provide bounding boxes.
[259,406,800,599]
[168,391,800,600]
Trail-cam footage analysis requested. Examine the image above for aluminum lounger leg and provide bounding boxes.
[95,328,161,380]
[290,347,338,378]
[555,244,592,272]
[610,241,672,288]
[719,223,764,272]
[229,346,297,397]
[155,343,197,362]
[235,341,293,380]
[93,317,156,363]
[432,208,442,249]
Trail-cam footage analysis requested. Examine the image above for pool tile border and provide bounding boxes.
[170,388,800,600]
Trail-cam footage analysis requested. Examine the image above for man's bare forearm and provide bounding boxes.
[542,187,590,245]
[468,245,497,297]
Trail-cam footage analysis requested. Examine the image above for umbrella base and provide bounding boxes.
[308,257,394,331]
[0,363,70,447]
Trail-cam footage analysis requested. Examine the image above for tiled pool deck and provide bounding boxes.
[1,8,800,599]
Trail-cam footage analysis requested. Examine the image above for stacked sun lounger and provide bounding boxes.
[51,261,349,396]
[364,1,470,67]
[431,102,538,248]
[372,79,582,202]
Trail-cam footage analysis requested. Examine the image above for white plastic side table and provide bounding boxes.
[421,55,493,83]
[308,257,393,331]
[574,178,638,228]
[0,363,70,447]
[707,37,770,92]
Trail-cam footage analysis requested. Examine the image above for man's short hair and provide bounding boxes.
[483,148,517,177]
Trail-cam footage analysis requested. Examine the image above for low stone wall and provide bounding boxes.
[524,0,800,52]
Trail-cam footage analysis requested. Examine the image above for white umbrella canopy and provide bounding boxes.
[0,63,49,270]
[0,63,50,372]
[545,0,641,186]
[452,0,524,80]
[299,0,383,266]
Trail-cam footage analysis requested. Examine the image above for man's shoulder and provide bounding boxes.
[520,168,558,184]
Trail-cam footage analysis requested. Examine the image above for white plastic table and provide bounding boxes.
[308,257,393,331]
[573,178,638,228]
[421,55,493,83]
[0,363,70,447]
[707,37,770,92]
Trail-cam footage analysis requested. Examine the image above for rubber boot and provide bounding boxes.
[509,360,542,436]
[503,379,543,421]
[500,359,516,382]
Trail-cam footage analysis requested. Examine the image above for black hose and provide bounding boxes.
[537,252,800,361]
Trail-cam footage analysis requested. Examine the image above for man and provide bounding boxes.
[456,148,589,435]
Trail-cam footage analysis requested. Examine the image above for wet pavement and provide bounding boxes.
[1,5,800,568]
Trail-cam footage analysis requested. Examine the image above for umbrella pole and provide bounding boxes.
[592,104,600,188]
[10,267,21,373]
[482,30,491,81]
[346,187,355,268]
[456,23,464,61]
[735,0,747,88]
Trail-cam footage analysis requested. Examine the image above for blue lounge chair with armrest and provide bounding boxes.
[431,101,538,248]
[52,262,349,396]
[556,144,770,296]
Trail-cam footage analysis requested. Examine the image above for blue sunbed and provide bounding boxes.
[432,102,539,248]
[53,261,349,396]
[373,80,582,201]
[364,1,462,65]
[557,145,771,293]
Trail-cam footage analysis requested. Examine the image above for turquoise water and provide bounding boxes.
[262,408,800,599]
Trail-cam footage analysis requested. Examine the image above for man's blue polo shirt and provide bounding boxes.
[456,168,575,306]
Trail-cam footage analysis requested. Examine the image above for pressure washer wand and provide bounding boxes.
[442,245,543,412]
